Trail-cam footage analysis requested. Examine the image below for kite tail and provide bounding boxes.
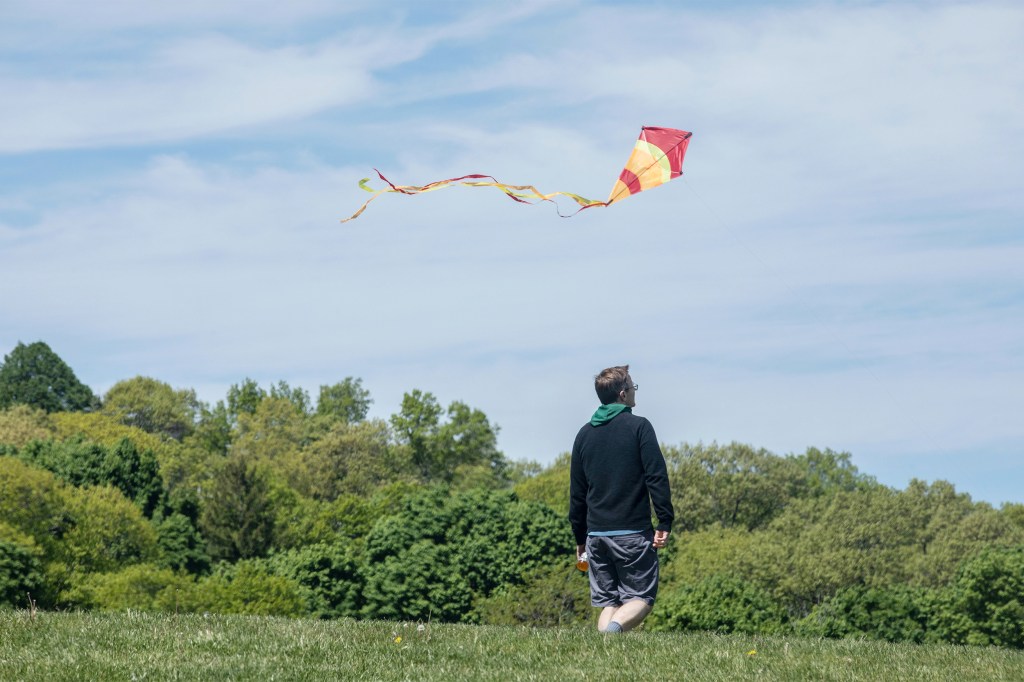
[341,171,606,222]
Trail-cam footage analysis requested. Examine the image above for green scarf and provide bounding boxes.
[590,403,632,426]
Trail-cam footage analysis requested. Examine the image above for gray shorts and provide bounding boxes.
[585,530,659,607]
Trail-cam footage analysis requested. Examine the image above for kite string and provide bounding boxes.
[681,177,953,473]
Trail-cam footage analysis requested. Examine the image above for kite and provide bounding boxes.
[341,126,692,222]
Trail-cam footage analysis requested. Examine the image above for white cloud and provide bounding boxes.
[1,0,1021,505]
[0,36,377,152]
[0,0,356,33]
[0,2,562,152]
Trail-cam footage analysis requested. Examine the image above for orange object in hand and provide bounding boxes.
[576,552,589,571]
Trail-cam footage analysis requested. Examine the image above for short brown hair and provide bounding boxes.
[594,365,630,405]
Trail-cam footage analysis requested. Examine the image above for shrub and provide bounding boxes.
[63,564,191,612]
[200,560,307,617]
[0,535,44,608]
[361,539,472,622]
[359,487,572,623]
[797,585,935,643]
[646,574,788,635]
[932,545,1024,647]
[476,564,591,627]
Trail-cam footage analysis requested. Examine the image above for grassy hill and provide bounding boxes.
[3,610,1024,681]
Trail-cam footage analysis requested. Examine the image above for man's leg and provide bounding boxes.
[608,599,651,632]
[597,600,651,633]
[597,606,620,632]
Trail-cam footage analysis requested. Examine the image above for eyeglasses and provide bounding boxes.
[624,383,638,391]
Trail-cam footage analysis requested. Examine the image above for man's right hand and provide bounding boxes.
[653,530,670,549]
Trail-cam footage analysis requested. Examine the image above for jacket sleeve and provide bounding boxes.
[639,419,674,532]
[568,431,589,546]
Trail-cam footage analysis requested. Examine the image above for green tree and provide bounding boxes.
[226,378,266,424]
[1002,503,1024,530]
[267,542,364,619]
[0,405,55,448]
[749,487,921,615]
[933,545,1024,647]
[513,453,570,513]
[233,395,309,463]
[154,512,211,575]
[271,485,417,550]
[199,455,276,562]
[60,484,159,574]
[0,341,96,413]
[663,442,805,532]
[14,439,108,492]
[188,400,232,456]
[787,447,879,497]
[105,439,163,518]
[909,499,1024,588]
[445,489,569,597]
[269,381,312,415]
[659,526,766,588]
[14,437,163,518]
[316,378,372,424]
[0,457,75,558]
[292,420,406,500]
[389,390,443,480]
[389,391,505,484]
[436,401,505,484]
[101,376,199,441]
[50,411,174,465]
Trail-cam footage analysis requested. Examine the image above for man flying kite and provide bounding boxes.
[341,126,692,222]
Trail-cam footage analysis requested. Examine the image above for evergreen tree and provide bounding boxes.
[199,454,276,562]
[0,341,95,413]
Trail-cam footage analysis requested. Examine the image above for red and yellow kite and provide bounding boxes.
[341,126,692,222]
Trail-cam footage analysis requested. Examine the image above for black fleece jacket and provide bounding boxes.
[568,410,675,546]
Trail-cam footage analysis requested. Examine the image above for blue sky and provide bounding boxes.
[2,1,1021,505]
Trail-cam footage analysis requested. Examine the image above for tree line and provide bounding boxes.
[1,341,1023,647]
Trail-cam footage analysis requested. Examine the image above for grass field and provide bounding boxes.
[2,610,1024,681]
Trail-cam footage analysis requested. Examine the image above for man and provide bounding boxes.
[569,365,674,633]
